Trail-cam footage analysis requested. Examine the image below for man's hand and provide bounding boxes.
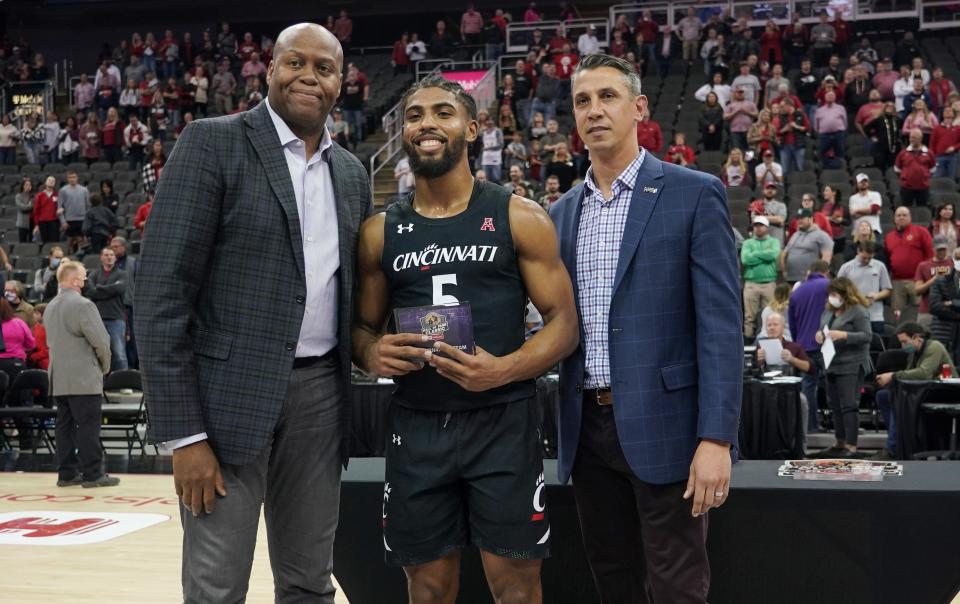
[683,439,732,517]
[876,372,894,387]
[59,223,68,232]
[428,342,509,392]
[172,440,226,517]
[363,333,429,377]
[756,347,766,363]
[815,330,825,344]
[781,348,794,363]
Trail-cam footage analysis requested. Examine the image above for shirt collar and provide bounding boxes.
[582,149,646,205]
[265,99,333,162]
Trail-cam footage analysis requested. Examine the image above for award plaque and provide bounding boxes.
[393,302,476,356]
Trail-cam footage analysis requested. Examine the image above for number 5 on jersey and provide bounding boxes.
[433,274,459,305]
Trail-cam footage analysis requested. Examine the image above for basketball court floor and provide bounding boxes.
[0,468,350,603]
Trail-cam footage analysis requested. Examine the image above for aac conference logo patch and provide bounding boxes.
[0,510,169,546]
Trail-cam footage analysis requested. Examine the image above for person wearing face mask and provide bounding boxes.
[812,277,873,458]
[34,246,64,303]
[3,280,35,328]
[928,247,960,365]
[873,323,956,460]
[837,240,892,335]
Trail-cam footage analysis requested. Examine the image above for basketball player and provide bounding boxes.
[352,78,579,604]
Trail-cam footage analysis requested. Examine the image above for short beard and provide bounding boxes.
[404,132,466,179]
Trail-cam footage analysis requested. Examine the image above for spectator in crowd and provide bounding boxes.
[539,119,567,164]
[119,78,141,119]
[732,62,761,105]
[895,129,937,207]
[162,77,183,130]
[392,33,411,74]
[729,27,760,65]
[241,52,267,80]
[503,164,534,197]
[148,91,168,141]
[902,98,938,143]
[810,12,836,67]
[666,132,696,168]
[34,246,64,302]
[553,43,579,94]
[339,67,367,144]
[504,131,528,171]
[394,154,413,195]
[138,71,159,119]
[110,236,137,369]
[930,202,960,255]
[901,77,932,120]
[855,38,879,74]
[874,322,955,460]
[757,282,793,340]
[124,114,152,169]
[751,182,788,245]
[758,21,782,67]
[479,116,504,182]
[724,87,758,151]
[814,90,847,169]
[914,235,954,329]
[497,103,518,137]
[141,139,166,195]
[188,65,209,117]
[774,99,808,175]
[928,67,957,116]
[14,179,34,244]
[0,295,36,449]
[893,65,914,115]
[544,141,576,191]
[635,110,663,155]
[790,260,832,432]
[788,194,833,239]
[854,90,884,154]
[537,174,562,208]
[531,62,561,124]
[577,24,601,56]
[781,208,835,285]
[931,105,958,178]
[83,246,127,371]
[865,101,901,172]
[791,59,819,123]
[237,32,259,63]
[885,206,933,324]
[812,277,872,457]
[700,91,725,151]
[406,32,428,63]
[211,60,237,115]
[28,303,49,370]
[764,65,790,106]
[754,148,783,189]
[41,111,62,165]
[695,71,732,108]
[675,8,702,66]
[58,170,90,254]
[748,110,778,158]
[74,73,96,114]
[849,173,883,235]
[429,20,455,59]
[94,60,122,94]
[872,58,899,101]
[460,4,484,46]
[816,66,843,99]
[133,196,152,235]
[528,29,546,54]
[483,16,505,62]
[158,30,179,80]
[100,107,124,164]
[83,194,119,254]
[78,114,102,166]
[124,55,147,85]
[911,56,931,86]
[20,114,44,165]
[4,281,35,328]
[741,215,780,339]
[699,29,721,76]
[756,312,812,400]
[334,9,353,47]
[328,108,349,148]
[635,10,659,73]
[608,29,628,59]
[216,22,236,62]
[33,175,60,245]
[47,261,117,488]
[929,245,960,363]
[820,184,850,253]
[721,147,750,187]
[845,68,875,113]
[0,114,17,165]
[837,239,892,334]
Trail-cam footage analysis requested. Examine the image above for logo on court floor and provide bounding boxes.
[0,511,169,546]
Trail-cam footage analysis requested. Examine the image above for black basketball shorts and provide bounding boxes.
[381,397,550,567]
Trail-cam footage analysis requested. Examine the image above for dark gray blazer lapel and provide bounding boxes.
[244,103,306,280]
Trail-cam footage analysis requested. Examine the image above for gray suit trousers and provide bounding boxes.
[180,356,342,603]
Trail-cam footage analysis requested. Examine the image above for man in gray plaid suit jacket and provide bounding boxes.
[136,24,372,603]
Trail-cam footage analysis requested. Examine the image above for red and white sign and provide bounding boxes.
[441,71,487,93]
[0,511,169,546]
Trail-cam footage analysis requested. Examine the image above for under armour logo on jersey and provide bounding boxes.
[480,217,496,231]
[643,186,658,194]
[392,434,402,445]
[397,223,414,234]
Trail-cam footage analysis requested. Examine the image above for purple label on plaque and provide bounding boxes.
[393,303,476,355]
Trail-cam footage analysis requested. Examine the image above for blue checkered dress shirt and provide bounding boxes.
[576,149,646,389]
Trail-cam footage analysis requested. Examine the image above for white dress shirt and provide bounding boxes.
[165,100,341,451]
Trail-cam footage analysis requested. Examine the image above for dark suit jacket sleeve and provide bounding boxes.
[690,176,743,445]
[135,120,223,439]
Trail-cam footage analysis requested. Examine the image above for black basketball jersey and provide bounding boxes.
[382,180,535,411]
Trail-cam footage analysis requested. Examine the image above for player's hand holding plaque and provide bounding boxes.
[393,302,476,358]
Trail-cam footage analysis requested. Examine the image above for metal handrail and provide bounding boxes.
[369,129,405,200]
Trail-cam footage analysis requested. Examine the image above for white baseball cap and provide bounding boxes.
[856,173,870,183]
[752,216,770,227]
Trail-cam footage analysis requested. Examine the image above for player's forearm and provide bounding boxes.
[351,324,381,373]
[500,308,579,383]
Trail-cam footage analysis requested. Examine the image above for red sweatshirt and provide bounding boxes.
[930,123,958,157]
[637,120,663,155]
[33,190,58,224]
[884,224,933,280]
[895,146,937,190]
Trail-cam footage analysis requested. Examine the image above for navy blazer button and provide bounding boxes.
[295,295,305,304]
[285,342,296,351]
[575,384,582,393]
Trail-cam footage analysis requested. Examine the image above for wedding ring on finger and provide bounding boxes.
[714,491,724,498]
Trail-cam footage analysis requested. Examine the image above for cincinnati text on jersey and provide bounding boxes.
[391,243,500,272]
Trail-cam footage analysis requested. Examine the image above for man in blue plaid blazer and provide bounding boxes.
[136,24,372,603]
[549,54,743,603]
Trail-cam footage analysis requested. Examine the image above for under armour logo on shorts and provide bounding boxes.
[397,223,414,234]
